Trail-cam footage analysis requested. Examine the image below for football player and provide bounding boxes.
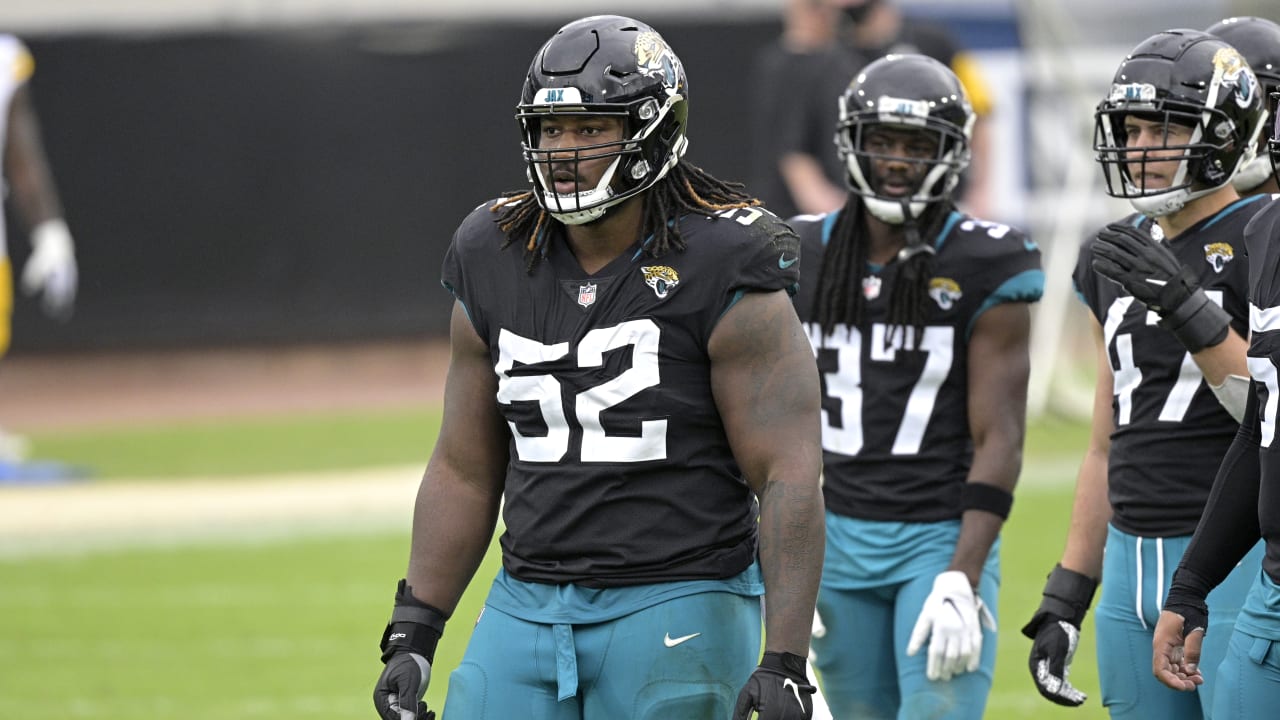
[788,53,1042,719]
[369,15,825,720]
[1023,29,1268,719]
[1152,107,1280,719]
[0,34,77,463]
[1206,16,1280,197]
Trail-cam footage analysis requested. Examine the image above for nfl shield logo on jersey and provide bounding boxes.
[862,275,882,300]
[578,282,597,308]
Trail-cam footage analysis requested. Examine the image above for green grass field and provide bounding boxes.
[0,411,1113,718]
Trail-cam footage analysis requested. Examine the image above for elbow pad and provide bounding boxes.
[1209,374,1249,423]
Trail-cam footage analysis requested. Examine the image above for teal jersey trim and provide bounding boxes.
[719,288,748,320]
[967,268,1045,339]
[440,280,473,323]
[1204,194,1266,229]
[820,210,842,247]
[935,210,963,251]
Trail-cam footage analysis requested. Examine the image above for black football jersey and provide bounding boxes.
[791,210,1043,522]
[1243,196,1280,581]
[1073,195,1267,537]
[441,200,801,587]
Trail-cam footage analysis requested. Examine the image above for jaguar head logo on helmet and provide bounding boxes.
[1205,16,1280,194]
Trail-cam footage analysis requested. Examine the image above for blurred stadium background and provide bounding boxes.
[0,1,1273,718]
[0,0,1271,412]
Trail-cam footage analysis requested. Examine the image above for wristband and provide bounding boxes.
[379,579,449,664]
[961,482,1013,520]
[1159,287,1230,354]
[759,650,809,680]
[1021,564,1098,638]
[1165,566,1213,636]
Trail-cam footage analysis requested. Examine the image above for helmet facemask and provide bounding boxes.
[519,93,687,225]
[1096,103,1256,216]
[1267,90,1280,184]
[836,94,972,225]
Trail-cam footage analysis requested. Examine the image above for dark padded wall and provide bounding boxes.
[6,19,781,352]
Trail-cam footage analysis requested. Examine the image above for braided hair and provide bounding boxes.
[812,196,954,343]
[489,161,758,271]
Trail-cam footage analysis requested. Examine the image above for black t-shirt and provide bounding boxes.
[748,42,864,219]
[1073,196,1267,537]
[441,199,800,587]
[791,208,1042,521]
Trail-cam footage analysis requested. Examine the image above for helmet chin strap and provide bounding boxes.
[895,198,935,261]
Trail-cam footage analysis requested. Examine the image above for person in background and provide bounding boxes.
[0,33,78,465]
[370,15,825,720]
[1022,29,1268,719]
[790,53,1042,719]
[750,0,864,218]
[1206,16,1280,197]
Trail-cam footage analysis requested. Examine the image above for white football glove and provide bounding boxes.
[21,219,78,319]
[906,570,997,681]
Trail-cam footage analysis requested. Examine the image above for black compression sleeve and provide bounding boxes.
[1172,385,1263,596]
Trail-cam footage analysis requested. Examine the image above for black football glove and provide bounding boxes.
[1091,222,1230,353]
[374,652,435,720]
[1021,565,1098,707]
[373,580,447,720]
[733,651,816,720]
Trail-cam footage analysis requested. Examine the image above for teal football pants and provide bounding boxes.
[1095,524,1262,719]
[441,591,760,719]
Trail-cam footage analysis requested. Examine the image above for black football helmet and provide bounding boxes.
[1206,16,1280,191]
[1094,29,1265,216]
[516,15,689,225]
[834,53,973,224]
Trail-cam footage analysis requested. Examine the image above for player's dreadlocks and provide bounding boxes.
[812,196,954,343]
[489,161,758,271]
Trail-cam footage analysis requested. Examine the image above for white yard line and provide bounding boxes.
[0,465,424,558]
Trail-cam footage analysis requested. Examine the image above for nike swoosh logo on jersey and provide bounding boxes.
[779,254,798,269]
[663,632,701,647]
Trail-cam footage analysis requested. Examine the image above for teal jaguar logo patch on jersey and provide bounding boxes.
[642,265,680,299]
[928,278,962,310]
[1204,242,1234,273]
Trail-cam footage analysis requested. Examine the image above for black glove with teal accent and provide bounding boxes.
[1091,222,1230,353]
[373,580,447,720]
[733,651,816,719]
